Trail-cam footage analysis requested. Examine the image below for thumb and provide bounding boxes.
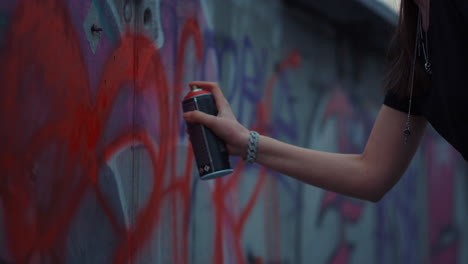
[183,111,217,127]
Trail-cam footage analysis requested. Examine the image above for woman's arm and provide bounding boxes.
[253,105,427,202]
[183,82,427,202]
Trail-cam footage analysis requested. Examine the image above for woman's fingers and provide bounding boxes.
[188,81,230,112]
[183,110,218,128]
[183,106,250,157]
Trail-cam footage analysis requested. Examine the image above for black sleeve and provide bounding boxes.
[451,0,468,25]
[383,91,424,116]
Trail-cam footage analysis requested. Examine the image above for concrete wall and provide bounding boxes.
[0,0,466,263]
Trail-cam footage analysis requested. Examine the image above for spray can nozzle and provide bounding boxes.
[190,85,202,92]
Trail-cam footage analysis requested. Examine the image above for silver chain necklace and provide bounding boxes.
[404,10,432,144]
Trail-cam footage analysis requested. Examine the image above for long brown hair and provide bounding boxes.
[384,0,429,97]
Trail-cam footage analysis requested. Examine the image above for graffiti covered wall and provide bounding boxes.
[0,0,466,263]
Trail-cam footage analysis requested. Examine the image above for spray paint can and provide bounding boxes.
[182,85,233,180]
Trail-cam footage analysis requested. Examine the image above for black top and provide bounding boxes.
[384,0,468,162]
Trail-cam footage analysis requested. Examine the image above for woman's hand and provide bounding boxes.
[183,81,250,157]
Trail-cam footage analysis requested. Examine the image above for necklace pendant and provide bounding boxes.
[425,62,432,75]
[404,128,411,144]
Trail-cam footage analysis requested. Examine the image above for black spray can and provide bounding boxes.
[182,86,233,180]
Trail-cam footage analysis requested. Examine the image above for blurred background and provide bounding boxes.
[0,0,467,263]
